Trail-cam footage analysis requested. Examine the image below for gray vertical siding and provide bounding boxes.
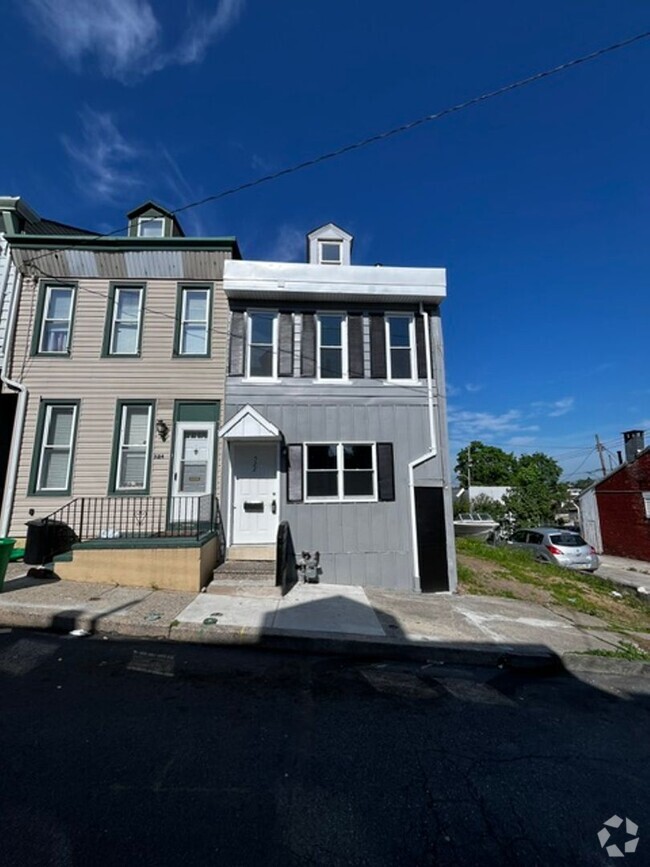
[222,376,451,591]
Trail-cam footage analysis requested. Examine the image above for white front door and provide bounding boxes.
[171,422,215,523]
[231,442,278,544]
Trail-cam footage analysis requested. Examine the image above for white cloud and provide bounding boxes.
[174,0,245,65]
[448,407,540,440]
[532,397,575,418]
[464,383,482,393]
[506,436,537,447]
[159,147,206,235]
[62,108,142,201]
[265,226,305,262]
[23,0,245,82]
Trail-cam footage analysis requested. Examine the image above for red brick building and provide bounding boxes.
[579,431,650,561]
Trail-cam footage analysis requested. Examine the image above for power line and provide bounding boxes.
[20,27,650,272]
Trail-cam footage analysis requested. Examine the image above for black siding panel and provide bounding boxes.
[278,312,294,377]
[229,311,245,376]
[415,487,449,592]
[301,313,316,378]
[377,443,395,501]
[348,314,364,379]
[415,314,427,380]
[287,444,304,502]
[369,313,386,379]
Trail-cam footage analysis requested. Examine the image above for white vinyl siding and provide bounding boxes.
[39,285,75,353]
[115,404,152,491]
[179,288,209,355]
[36,404,77,492]
[109,287,143,355]
[385,314,416,381]
[304,443,377,502]
[317,314,348,380]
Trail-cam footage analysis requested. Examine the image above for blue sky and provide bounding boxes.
[2,1,649,480]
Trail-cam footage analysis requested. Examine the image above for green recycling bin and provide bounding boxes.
[0,539,16,592]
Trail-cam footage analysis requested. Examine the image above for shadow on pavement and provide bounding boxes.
[0,624,647,866]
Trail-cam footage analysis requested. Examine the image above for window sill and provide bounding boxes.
[32,352,71,358]
[304,497,379,504]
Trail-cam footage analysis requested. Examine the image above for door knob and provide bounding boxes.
[271,499,277,514]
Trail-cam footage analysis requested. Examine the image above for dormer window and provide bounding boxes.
[307,223,353,265]
[319,241,342,265]
[137,217,165,237]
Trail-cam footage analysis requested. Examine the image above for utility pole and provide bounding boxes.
[466,443,472,507]
[595,435,607,477]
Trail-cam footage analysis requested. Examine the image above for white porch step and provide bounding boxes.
[227,545,275,561]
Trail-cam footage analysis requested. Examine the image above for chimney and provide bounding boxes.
[623,430,645,463]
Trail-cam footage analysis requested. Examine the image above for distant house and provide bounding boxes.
[579,430,650,561]
[219,223,456,592]
[1,200,240,589]
[0,197,94,522]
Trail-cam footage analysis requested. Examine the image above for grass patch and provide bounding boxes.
[456,537,650,633]
[583,641,650,662]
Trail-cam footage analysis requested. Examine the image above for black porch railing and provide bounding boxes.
[43,495,223,544]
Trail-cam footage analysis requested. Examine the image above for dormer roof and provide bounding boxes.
[127,200,185,237]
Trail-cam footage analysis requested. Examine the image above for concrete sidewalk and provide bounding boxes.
[596,554,650,591]
[1,562,646,673]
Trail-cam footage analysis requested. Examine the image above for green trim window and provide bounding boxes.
[112,403,154,493]
[38,285,75,354]
[32,402,79,494]
[107,286,144,355]
[177,286,211,356]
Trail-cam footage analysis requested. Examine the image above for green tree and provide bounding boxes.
[455,441,517,488]
[504,452,564,528]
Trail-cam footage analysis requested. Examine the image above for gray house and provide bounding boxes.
[219,224,456,592]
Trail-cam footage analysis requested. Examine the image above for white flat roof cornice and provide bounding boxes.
[224,260,446,304]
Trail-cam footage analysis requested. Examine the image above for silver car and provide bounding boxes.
[508,527,600,572]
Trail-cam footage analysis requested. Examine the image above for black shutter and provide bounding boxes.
[415,314,427,379]
[347,314,364,378]
[287,444,304,502]
[278,312,294,377]
[229,311,245,376]
[301,313,316,378]
[369,313,387,379]
[377,443,395,501]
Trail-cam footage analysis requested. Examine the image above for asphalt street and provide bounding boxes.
[0,629,648,866]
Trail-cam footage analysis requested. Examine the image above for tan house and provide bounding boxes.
[1,202,240,590]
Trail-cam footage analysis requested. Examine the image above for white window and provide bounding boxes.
[305,443,377,502]
[137,217,165,237]
[317,314,347,379]
[643,492,650,519]
[318,240,342,264]
[39,285,75,353]
[115,404,152,491]
[36,404,77,492]
[385,314,416,381]
[246,311,277,378]
[179,287,210,355]
[109,287,143,355]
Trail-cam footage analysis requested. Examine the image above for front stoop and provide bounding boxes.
[207,558,281,597]
[226,545,275,561]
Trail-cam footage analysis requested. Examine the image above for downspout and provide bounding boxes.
[408,303,437,590]
[0,260,27,539]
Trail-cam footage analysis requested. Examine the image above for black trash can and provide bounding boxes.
[25,519,78,566]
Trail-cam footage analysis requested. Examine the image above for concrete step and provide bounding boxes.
[207,559,280,597]
[227,545,275,562]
